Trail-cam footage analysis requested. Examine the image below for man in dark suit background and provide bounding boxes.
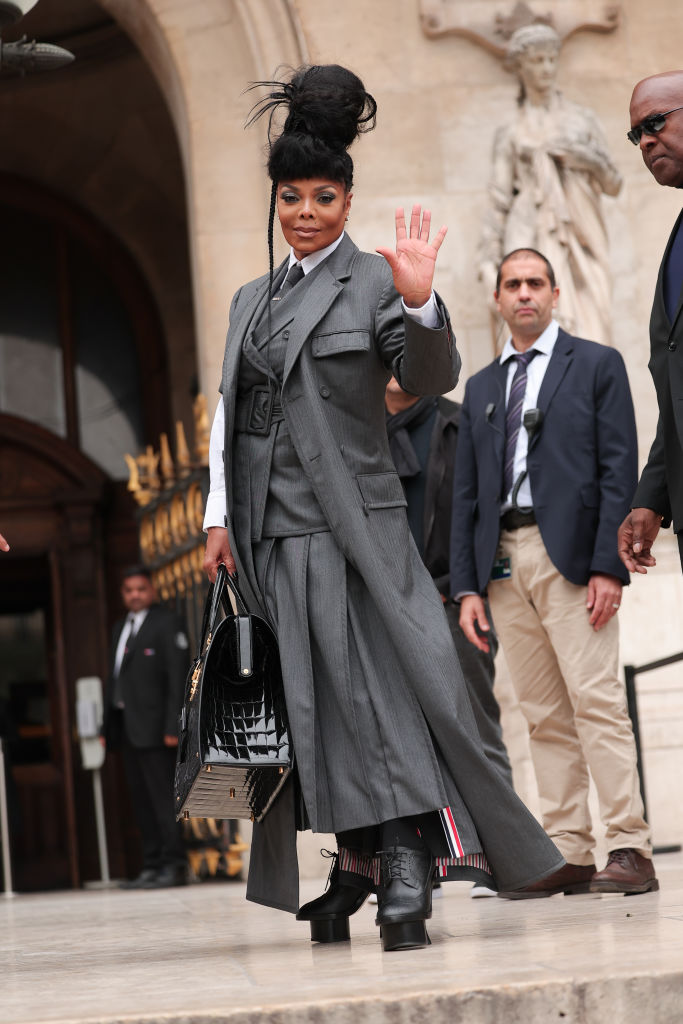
[451,248,657,897]
[385,378,512,791]
[103,566,189,888]
[618,72,683,575]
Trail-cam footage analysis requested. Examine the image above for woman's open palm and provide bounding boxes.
[376,205,447,308]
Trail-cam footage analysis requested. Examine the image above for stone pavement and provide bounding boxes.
[2,852,683,1024]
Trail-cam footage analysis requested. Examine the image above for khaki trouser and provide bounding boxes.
[487,525,652,865]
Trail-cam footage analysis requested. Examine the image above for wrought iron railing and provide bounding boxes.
[624,652,683,855]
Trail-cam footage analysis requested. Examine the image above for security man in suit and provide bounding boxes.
[451,248,657,897]
[103,565,189,888]
[618,72,683,576]
[384,379,513,791]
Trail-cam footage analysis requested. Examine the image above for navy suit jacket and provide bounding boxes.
[450,329,638,595]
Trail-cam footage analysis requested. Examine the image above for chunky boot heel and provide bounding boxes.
[309,917,351,943]
[380,919,430,952]
[296,850,369,943]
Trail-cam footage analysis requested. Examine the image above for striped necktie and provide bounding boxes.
[273,261,304,300]
[503,349,537,500]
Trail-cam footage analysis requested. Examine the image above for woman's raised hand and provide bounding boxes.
[376,205,447,308]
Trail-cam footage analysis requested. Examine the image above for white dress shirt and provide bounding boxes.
[203,232,440,530]
[500,319,559,511]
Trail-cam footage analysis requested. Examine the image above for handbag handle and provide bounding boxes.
[198,565,251,655]
[222,566,250,616]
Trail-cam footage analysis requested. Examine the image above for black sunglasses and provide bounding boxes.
[627,105,683,145]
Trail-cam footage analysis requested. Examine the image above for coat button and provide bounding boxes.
[669,340,677,351]
[319,385,330,398]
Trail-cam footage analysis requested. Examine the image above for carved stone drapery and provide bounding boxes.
[419,4,623,347]
[475,22,622,346]
[419,1,620,55]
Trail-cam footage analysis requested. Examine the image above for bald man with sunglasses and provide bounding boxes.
[618,73,683,575]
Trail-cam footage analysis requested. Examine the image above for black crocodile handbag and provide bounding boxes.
[174,565,291,823]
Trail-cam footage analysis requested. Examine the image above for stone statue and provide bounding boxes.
[478,24,622,346]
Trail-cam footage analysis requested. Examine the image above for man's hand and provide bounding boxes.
[163,734,179,748]
[617,508,662,574]
[376,205,447,308]
[0,531,9,552]
[586,573,623,631]
[203,526,236,582]
[459,594,493,653]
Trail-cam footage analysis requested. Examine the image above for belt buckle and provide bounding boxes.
[248,386,274,436]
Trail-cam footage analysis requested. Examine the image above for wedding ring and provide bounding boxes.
[611,603,620,609]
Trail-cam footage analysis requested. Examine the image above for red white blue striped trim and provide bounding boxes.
[439,806,465,858]
[434,853,491,878]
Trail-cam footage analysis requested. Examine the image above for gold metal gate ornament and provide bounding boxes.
[124,395,247,881]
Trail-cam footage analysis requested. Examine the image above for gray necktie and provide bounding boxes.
[273,262,304,300]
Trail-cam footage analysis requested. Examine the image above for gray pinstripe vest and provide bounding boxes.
[236,276,329,540]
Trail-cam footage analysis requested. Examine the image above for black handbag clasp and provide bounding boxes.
[236,616,253,678]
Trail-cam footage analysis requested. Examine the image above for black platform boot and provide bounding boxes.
[296,851,369,943]
[375,847,435,951]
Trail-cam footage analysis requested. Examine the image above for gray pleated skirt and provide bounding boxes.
[254,531,478,846]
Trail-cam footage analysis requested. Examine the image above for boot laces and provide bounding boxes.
[321,848,338,890]
[380,849,411,885]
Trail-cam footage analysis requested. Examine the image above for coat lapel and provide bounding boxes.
[282,235,357,384]
[655,207,683,337]
[223,276,272,389]
[255,262,298,348]
[221,272,276,517]
[533,329,574,448]
[119,608,152,675]
[488,359,508,468]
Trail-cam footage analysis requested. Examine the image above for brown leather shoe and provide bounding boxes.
[589,849,659,895]
[498,862,595,900]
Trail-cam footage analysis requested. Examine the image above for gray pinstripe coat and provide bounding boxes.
[218,234,562,911]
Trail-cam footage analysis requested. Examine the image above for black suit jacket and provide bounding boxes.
[103,604,189,749]
[450,329,638,595]
[632,209,683,532]
[420,397,461,595]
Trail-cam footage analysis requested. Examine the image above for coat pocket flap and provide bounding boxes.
[311,331,370,357]
[356,471,407,511]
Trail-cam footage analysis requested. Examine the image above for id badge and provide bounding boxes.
[490,556,512,582]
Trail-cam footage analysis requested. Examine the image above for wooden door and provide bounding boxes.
[0,559,72,890]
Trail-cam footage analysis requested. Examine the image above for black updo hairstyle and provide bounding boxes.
[246,64,377,298]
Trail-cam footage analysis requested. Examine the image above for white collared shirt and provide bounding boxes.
[203,233,439,530]
[500,318,559,511]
